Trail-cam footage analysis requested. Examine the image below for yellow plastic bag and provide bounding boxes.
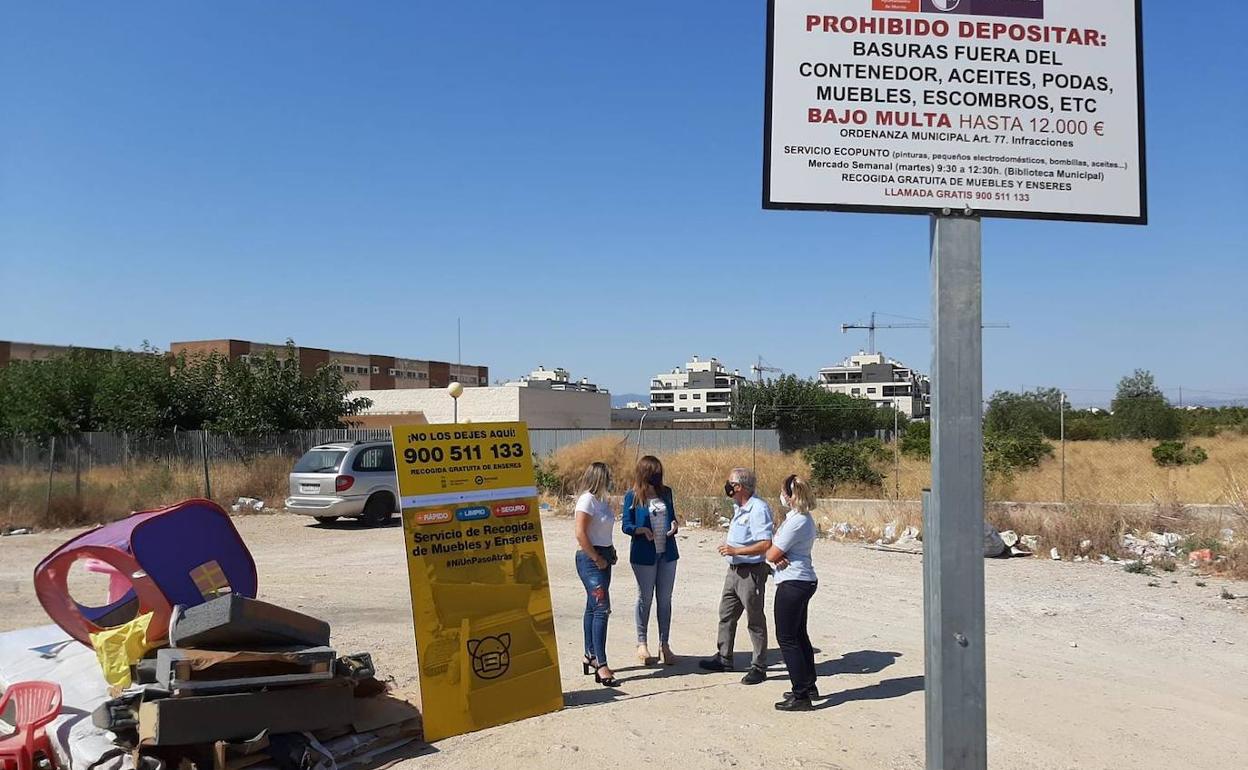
[90,612,156,689]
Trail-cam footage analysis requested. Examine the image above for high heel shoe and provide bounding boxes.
[595,666,622,687]
[582,655,598,675]
[636,644,657,666]
[659,643,677,666]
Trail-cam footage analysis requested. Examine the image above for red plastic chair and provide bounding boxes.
[0,682,63,770]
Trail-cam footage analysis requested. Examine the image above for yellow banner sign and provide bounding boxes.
[392,422,562,741]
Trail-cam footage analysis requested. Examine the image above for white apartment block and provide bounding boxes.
[649,356,745,418]
[818,352,931,419]
[507,366,604,393]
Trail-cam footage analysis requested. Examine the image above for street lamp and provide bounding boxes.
[447,381,464,423]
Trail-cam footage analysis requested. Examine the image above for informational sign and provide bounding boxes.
[392,422,562,742]
[764,0,1146,223]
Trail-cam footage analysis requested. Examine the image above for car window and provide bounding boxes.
[352,446,395,473]
[293,449,347,474]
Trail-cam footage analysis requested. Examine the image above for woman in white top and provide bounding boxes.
[766,474,820,711]
[574,462,621,687]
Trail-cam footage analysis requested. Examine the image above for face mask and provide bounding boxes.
[724,481,736,498]
[648,473,662,489]
[780,494,790,509]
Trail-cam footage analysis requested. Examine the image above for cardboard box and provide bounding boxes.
[138,680,353,745]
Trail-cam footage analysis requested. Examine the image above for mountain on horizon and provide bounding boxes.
[610,393,650,408]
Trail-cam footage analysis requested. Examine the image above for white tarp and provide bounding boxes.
[0,625,131,770]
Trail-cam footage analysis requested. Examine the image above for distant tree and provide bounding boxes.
[1179,406,1248,438]
[984,425,1054,476]
[733,375,893,452]
[0,350,109,437]
[900,420,931,459]
[207,343,372,435]
[0,342,370,439]
[93,343,181,436]
[1064,409,1114,441]
[985,387,1065,440]
[1111,370,1180,440]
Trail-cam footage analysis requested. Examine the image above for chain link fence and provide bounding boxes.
[2,424,1244,528]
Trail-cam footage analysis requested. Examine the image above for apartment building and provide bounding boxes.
[649,356,745,418]
[507,366,604,393]
[169,339,487,391]
[817,351,931,419]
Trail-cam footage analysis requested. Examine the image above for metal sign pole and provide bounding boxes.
[923,213,987,770]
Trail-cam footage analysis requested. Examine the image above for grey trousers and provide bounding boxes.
[716,562,770,669]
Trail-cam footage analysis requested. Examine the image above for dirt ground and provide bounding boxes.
[2,513,1246,770]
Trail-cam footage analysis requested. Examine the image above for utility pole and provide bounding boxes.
[924,214,987,770]
[1060,392,1067,505]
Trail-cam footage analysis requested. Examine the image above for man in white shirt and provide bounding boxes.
[699,467,774,685]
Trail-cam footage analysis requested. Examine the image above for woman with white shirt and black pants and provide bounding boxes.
[767,474,820,711]
[574,462,622,687]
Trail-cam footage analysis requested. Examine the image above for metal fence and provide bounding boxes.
[0,427,778,470]
[3,427,1244,526]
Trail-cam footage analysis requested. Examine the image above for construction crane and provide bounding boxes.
[841,312,926,354]
[750,355,783,382]
[841,311,1009,354]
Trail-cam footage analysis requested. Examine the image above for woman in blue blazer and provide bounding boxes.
[621,454,680,665]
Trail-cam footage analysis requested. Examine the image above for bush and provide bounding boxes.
[533,458,561,494]
[984,426,1053,476]
[900,421,930,459]
[1151,441,1208,467]
[1111,370,1181,440]
[985,388,1064,440]
[1065,413,1113,441]
[803,441,885,491]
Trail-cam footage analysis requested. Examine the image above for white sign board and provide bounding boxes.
[764,0,1146,224]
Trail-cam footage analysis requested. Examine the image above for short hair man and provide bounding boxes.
[699,467,774,684]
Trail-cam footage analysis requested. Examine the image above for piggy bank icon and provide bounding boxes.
[467,633,511,680]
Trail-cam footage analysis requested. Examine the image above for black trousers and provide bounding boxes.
[774,580,818,697]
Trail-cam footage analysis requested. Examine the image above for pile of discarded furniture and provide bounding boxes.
[2,499,420,770]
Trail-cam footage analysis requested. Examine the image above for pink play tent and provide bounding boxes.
[33,499,258,646]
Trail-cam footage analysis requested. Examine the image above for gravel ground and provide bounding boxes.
[2,513,1246,769]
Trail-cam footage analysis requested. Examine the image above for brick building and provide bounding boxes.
[0,340,119,367]
[169,339,487,391]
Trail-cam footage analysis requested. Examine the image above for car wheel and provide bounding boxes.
[361,494,394,527]
[314,516,338,525]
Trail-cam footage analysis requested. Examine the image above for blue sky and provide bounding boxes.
[1,1,1244,406]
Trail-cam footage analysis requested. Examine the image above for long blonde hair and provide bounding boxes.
[784,474,816,513]
[579,462,612,498]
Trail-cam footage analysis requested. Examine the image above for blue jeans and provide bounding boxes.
[632,558,677,645]
[575,547,615,667]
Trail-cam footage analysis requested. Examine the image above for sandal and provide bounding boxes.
[595,666,623,687]
[582,654,598,676]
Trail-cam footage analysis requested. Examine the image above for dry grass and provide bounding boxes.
[540,435,1248,579]
[888,435,1248,505]
[544,434,1248,507]
[0,456,291,529]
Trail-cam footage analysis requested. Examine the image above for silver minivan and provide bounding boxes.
[285,441,400,526]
